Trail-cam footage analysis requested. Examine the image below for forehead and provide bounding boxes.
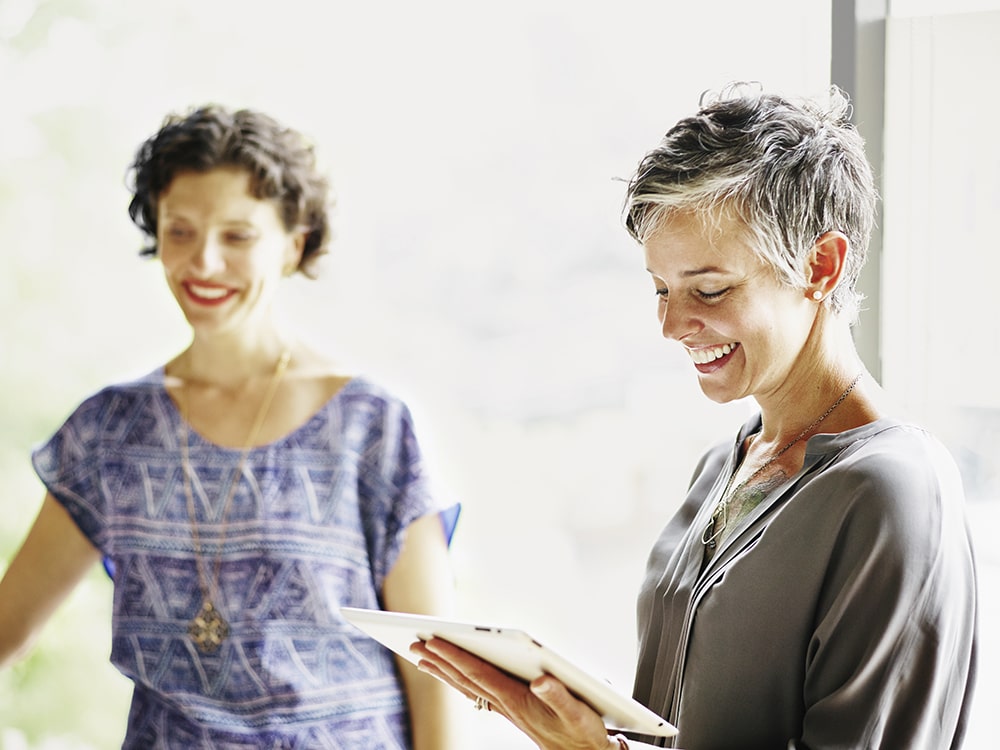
[643,211,760,278]
[158,167,275,221]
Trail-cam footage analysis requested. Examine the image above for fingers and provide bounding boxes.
[413,637,519,697]
[411,638,610,749]
[411,637,518,721]
[410,639,480,701]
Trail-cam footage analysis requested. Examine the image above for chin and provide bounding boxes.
[183,314,233,336]
[695,378,742,406]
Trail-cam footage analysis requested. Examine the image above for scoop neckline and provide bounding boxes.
[159,368,363,452]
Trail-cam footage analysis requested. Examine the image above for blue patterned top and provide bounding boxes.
[32,371,448,749]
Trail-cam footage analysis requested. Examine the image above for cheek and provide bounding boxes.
[158,245,184,275]
[749,304,810,357]
[247,249,288,285]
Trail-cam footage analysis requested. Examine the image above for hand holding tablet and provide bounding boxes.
[340,607,677,738]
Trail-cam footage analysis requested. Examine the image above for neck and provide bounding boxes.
[173,328,295,388]
[755,320,872,444]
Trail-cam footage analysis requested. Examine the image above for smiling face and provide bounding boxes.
[644,211,818,405]
[157,167,303,340]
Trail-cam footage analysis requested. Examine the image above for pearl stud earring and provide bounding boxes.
[812,290,823,301]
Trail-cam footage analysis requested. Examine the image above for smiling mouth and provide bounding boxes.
[687,342,738,365]
[183,281,237,305]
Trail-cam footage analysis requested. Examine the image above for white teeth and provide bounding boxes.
[689,343,735,364]
[187,284,229,299]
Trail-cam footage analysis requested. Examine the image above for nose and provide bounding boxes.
[188,235,226,276]
[658,295,698,341]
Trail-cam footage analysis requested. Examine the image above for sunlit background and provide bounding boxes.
[1,1,996,748]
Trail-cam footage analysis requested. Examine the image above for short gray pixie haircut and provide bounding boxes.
[624,83,877,322]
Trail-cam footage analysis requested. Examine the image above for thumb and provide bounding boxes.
[530,675,578,715]
[529,675,611,749]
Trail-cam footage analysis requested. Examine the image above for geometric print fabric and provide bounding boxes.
[33,373,442,748]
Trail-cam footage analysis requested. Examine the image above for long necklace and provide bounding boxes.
[179,350,291,653]
[701,372,863,550]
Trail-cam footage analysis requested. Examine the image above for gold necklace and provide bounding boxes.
[180,350,291,653]
[701,372,863,550]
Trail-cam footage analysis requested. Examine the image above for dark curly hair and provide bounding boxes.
[127,105,333,278]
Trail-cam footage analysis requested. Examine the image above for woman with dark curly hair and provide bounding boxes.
[0,105,461,749]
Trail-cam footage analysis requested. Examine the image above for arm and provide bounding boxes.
[0,493,102,669]
[795,446,977,749]
[382,512,462,750]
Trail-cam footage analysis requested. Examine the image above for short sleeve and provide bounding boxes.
[356,394,445,594]
[31,392,112,553]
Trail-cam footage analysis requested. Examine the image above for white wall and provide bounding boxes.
[883,6,1000,748]
[0,2,840,747]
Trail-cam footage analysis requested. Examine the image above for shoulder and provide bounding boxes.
[34,369,168,465]
[833,420,962,498]
[332,379,432,484]
[326,377,426,451]
[815,420,967,552]
[336,377,414,417]
[59,370,165,428]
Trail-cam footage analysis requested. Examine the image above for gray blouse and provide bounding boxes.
[633,417,978,749]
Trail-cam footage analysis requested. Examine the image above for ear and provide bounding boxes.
[283,228,307,276]
[805,231,848,301]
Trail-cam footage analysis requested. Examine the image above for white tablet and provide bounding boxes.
[341,607,677,738]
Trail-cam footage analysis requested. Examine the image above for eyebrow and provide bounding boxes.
[160,211,256,226]
[645,266,730,277]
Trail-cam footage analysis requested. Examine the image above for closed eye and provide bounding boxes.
[164,224,195,242]
[697,288,729,300]
[654,285,730,303]
[224,230,257,245]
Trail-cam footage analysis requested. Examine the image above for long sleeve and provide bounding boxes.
[795,434,977,749]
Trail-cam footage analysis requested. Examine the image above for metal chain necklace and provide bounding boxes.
[701,372,863,550]
[179,350,291,653]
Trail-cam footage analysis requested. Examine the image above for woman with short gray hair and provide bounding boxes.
[415,84,978,750]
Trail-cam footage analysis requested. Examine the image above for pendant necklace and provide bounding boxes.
[701,372,863,550]
[179,350,291,654]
